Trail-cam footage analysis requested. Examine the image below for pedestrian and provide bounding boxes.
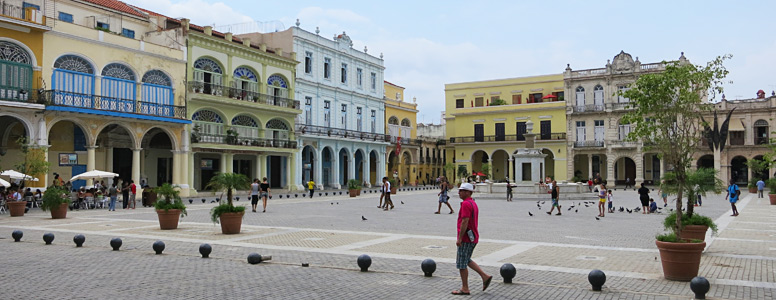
[756,178,765,199]
[506,182,513,202]
[436,177,454,214]
[587,178,593,192]
[250,178,259,212]
[260,177,270,213]
[307,180,315,198]
[696,185,703,206]
[382,177,394,210]
[607,190,614,213]
[594,173,602,186]
[625,177,631,189]
[121,182,130,209]
[547,180,561,216]
[649,198,658,213]
[726,179,740,216]
[451,183,492,296]
[108,183,118,211]
[597,183,607,217]
[129,180,137,209]
[659,180,668,207]
[638,183,650,214]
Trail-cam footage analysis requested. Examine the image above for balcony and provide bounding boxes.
[188,82,300,109]
[42,90,187,119]
[196,133,297,149]
[450,133,566,144]
[419,157,425,164]
[386,136,423,146]
[571,105,605,113]
[607,103,634,110]
[296,123,387,142]
[573,141,605,148]
[610,140,640,148]
[1,2,48,27]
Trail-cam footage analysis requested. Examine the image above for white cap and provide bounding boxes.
[459,183,475,192]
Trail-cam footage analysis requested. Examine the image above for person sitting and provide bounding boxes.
[649,198,658,214]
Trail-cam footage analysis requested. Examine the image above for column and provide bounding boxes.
[314,149,322,189]
[220,153,228,174]
[508,157,514,183]
[255,155,263,180]
[139,149,145,182]
[288,153,297,190]
[86,146,97,186]
[188,152,195,188]
[566,149,575,182]
[131,148,140,187]
[225,153,234,173]
[171,150,182,185]
[362,157,370,187]
[106,147,114,172]
[659,157,666,183]
[348,153,356,182]
[514,158,522,182]
[606,157,615,188]
[332,151,340,189]
[295,148,304,189]
[587,154,593,180]
[179,150,189,190]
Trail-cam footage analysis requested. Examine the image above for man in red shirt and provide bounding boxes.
[129,180,137,209]
[452,183,492,295]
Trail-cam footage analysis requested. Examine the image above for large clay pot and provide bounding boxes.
[349,190,357,197]
[390,187,397,194]
[8,201,27,217]
[356,189,361,196]
[156,209,181,230]
[219,211,244,234]
[748,187,758,193]
[769,194,776,205]
[680,225,708,242]
[656,240,706,281]
[50,203,68,219]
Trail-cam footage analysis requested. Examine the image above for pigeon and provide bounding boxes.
[568,207,572,211]
[595,216,600,220]
[331,202,333,205]
[537,203,541,208]
[541,201,545,204]
[575,209,578,213]
[336,202,339,205]
[401,201,404,204]
[528,212,533,217]
[626,209,632,213]
[361,216,367,221]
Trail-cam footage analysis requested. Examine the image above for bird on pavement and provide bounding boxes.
[401,201,404,204]
[575,209,578,213]
[568,207,572,211]
[336,202,339,205]
[626,208,632,213]
[331,202,333,205]
[361,216,367,221]
[528,212,533,217]
[541,201,545,204]
[595,216,600,220]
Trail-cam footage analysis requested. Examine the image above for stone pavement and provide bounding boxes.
[0,188,773,299]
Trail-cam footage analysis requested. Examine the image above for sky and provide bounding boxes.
[125,0,776,124]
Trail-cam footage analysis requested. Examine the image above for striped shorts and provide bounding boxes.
[456,242,477,269]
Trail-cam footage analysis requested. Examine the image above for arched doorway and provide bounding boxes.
[730,156,748,185]
[322,147,333,187]
[96,124,135,184]
[302,146,316,183]
[141,128,174,187]
[339,148,350,186]
[644,153,661,184]
[402,151,412,186]
[697,155,714,169]
[388,150,399,178]
[572,154,589,181]
[491,150,509,181]
[471,150,489,179]
[614,157,636,186]
[355,150,364,185]
[541,149,555,180]
[369,150,378,186]
[0,115,29,185]
[47,119,89,190]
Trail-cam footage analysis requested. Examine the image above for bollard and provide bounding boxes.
[357,254,372,272]
[189,199,193,204]
[690,276,710,299]
[152,240,165,254]
[588,269,606,291]
[202,198,206,203]
[199,243,212,258]
[11,230,23,242]
[73,234,85,247]
[235,197,240,201]
[421,259,436,277]
[500,263,517,283]
[247,253,262,264]
[43,233,55,245]
[110,238,122,250]
[279,195,283,199]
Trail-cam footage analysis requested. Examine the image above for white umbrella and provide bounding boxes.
[70,170,119,182]
[0,170,39,181]
[0,178,9,188]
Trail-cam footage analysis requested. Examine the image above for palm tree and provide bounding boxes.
[207,172,250,206]
[661,168,722,217]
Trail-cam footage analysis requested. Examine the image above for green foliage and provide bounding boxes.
[153,183,187,217]
[656,232,702,243]
[746,158,770,182]
[40,186,71,212]
[661,168,722,215]
[480,163,491,178]
[768,178,776,194]
[457,165,468,182]
[444,163,455,178]
[14,136,50,187]
[388,178,397,188]
[663,211,718,235]
[347,179,360,190]
[571,176,582,183]
[210,203,246,223]
[490,98,507,106]
[621,54,731,237]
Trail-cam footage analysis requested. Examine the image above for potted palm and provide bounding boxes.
[389,178,398,194]
[347,179,360,197]
[661,168,722,241]
[40,186,71,219]
[208,173,249,234]
[747,180,758,193]
[154,183,187,230]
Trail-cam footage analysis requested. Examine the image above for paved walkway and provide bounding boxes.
[0,189,773,299]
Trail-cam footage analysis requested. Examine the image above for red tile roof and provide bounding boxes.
[78,0,147,18]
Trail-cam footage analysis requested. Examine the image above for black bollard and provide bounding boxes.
[357,254,372,272]
[279,195,283,199]
[325,192,328,196]
[235,197,240,202]
[73,234,85,247]
[11,230,22,242]
[152,240,165,254]
[421,259,436,277]
[202,198,206,203]
[690,276,710,299]
[189,199,193,204]
[500,263,517,283]
[110,238,122,250]
[588,269,606,291]
[247,253,262,264]
[295,194,298,198]
[42,233,55,245]
[199,243,212,258]
[319,193,322,196]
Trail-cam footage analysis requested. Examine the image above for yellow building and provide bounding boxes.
[384,81,420,186]
[444,74,568,183]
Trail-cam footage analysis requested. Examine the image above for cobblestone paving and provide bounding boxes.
[0,188,773,299]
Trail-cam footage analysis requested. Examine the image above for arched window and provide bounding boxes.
[0,41,33,101]
[401,118,411,127]
[388,116,399,125]
[193,58,223,95]
[593,85,604,108]
[233,67,259,95]
[755,119,769,144]
[192,110,224,142]
[575,86,585,105]
[231,115,259,138]
[101,64,136,112]
[140,70,174,117]
[266,118,290,141]
[267,74,288,97]
[52,55,95,107]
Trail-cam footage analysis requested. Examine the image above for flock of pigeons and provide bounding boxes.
[529,200,677,220]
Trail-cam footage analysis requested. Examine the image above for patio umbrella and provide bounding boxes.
[70,170,119,182]
[0,178,9,188]
[0,170,39,181]
[541,94,558,99]
[472,172,486,176]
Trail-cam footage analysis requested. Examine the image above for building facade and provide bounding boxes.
[384,81,419,186]
[444,74,568,183]
[416,123,446,184]
[240,25,388,190]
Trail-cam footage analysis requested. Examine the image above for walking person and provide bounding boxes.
[382,177,394,211]
[597,184,607,217]
[756,178,765,198]
[638,183,650,214]
[250,178,259,212]
[121,182,130,209]
[451,183,492,295]
[436,177,454,214]
[260,177,270,213]
[625,177,631,189]
[129,180,137,209]
[607,190,614,213]
[108,183,118,211]
[307,180,315,198]
[506,182,513,202]
[726,180,740,216]
[659,180,668,207]
[546,180,561,216]
[587,178,593,192]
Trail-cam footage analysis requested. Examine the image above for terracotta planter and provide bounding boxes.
[50,203,68,219]
[156,209,181,230]
[390,187,397,194]
[8,201,27,217]
[770,194,776,205]
[357,189,361,196]
[349,190,357,197]
[219,211,244,234]
[656,240,706,281]
[748,187,758,193]
[680,225,708,242]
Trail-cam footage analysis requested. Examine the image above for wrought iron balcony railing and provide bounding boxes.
[573,140,605,148]
[187,82,300,109]
[195,133,297,149]
[296,124,388,142]
[450,133,566,143]
[571,104,605,113]
[42,90,187,119]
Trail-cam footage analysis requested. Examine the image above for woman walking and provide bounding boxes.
[435,177,454,214]
[638,183,650,214]
[260,177,270,213]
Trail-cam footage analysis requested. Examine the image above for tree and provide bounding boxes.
[457,165,468,183]
[480,163,491,179]
[661,168,723,216]
[207,173,250,223]
[620,54,730,236]
[444,163,455,179]
[14,136,50,188]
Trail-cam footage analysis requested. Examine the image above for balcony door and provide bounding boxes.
[516,122,526,141]
[594,120,605,142]
[495,123,505,141]
[474,124,484,142]
[540,120,551,140]
[576,121,586,143]
[193,58,223,95]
